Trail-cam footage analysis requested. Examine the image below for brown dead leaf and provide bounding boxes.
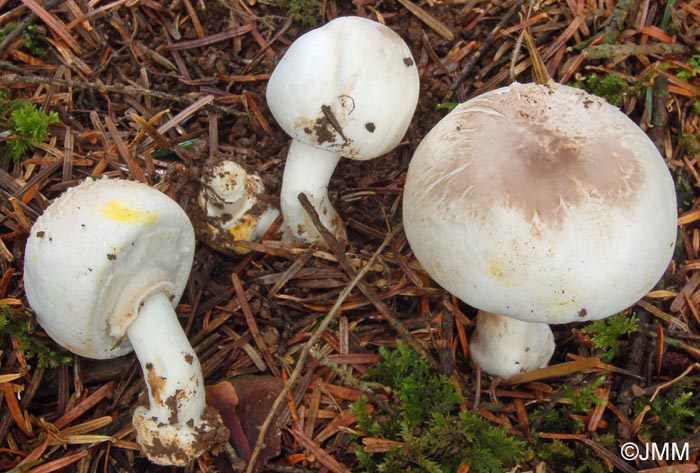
[207,375,284,472]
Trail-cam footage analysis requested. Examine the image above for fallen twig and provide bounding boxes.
[298,193,437,367]
[244,213,402,473]
[0,64,245,117]
[583,43,690,60]
[308,346,395,415]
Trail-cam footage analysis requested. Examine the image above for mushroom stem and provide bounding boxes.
[127,291,204,423]
[280,139,345,244]
[469,311,555,379]
[127,291,225,465]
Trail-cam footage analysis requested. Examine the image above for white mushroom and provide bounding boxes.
[23,177,227,465]
[266,16,419,244]
[198,160,279,252]
[403,81,677,379]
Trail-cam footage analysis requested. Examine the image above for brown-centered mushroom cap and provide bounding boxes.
[403,81,677,325]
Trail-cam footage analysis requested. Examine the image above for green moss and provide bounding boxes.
[350,342,531,472]
[536,434,615,473]
[563,376,608,413]
[533,376,607,434]
[676,55,700,82]
[436,102,459,112]
[673,166,698,210]
[676,70,692,81]
[690,55,700,71]
[581,312,638,363]
[22,25,49,58]
[0,306,72,369]
[278,0,321,27]
[0,97,59,161]
[532,380,613,472]
[680,132,700,156]
[569,73,631,107]
[677,133,700,206]
[691,101,700,115]
[633,377,700,443]
[0,23,49,57]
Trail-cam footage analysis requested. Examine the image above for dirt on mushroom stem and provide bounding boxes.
[140,406,229,465]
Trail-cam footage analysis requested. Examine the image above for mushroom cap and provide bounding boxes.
[403,82,677,324]
[24,178,195,359]
[198,160,253,220]
[198,160,279,251]
[265,16,419,160]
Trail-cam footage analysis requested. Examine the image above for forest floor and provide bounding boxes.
[1,0,700,472]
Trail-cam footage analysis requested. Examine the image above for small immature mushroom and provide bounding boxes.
[266,16,419,244]
[403,81,677,379]
[198,160,279,252]
[23,178,227,465]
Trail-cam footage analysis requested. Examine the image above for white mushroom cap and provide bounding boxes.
[266,16,419,244]
[198,160,279,251]
[266,16,420,161]
[199,160,253,220]
[24,177,227,465]
[404,81,677,325]
[24,177,194,358]
[470,311,555,378]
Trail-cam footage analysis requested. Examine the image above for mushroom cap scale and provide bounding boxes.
[403,82,677,324]
[265,16,419,160]
[24,178,195,359]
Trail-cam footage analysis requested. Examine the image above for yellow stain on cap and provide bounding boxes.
[102,200,157,225]
[228,216,258,254]
[228,217,255,241]
[486,259,521,286]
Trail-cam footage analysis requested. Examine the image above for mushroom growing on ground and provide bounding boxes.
[403,81,677,378]
[266,16,419,244]
[23,177,228,465]
[198,160,279,252]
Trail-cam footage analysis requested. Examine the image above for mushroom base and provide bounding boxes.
[133,405,228,466]
[470,311,555,379]
[127,292,228,465]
